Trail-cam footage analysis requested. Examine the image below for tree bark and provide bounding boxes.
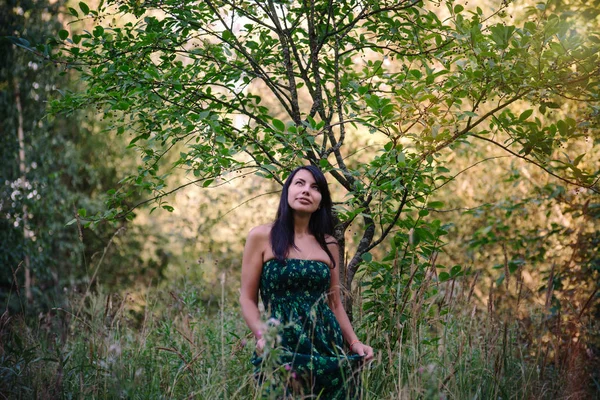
[14,78,32,303]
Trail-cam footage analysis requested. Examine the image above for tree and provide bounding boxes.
[1,0,170,311]
[24,0,599,317]
[1,0,76,309]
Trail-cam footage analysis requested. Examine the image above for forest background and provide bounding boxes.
[1,0,599,398]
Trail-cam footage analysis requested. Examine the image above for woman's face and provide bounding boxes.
[287,169,322,214]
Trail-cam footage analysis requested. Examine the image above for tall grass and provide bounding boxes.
[0,273,595,399]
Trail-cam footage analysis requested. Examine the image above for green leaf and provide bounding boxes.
[361,252,373,262]
[162,205,174,212]
[272,119,285,132]
[397,151,405,166]
[428,201,444,209]
[572,153,585,166]
[450,265,462,277]
[519,109,533,121]
[93,26,104,37]
[411,229,421,246]
[68,7,79,17]
[78,208,87,217]
[319,158,331,169]
[439,272,450,282]
[381,104,395,117]
[79,1,89,14]
[409,69,422,79]
[454,5,464,13]
[557,120,571,136]
[59,30,69,40]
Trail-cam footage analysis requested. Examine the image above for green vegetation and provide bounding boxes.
[2,276,586,399]
[1,0,598,398]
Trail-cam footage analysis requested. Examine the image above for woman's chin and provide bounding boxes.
[291,206,317,214]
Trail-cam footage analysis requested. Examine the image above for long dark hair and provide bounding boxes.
[270,165,337,268]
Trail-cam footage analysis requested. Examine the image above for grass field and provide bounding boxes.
[1,276,596,399]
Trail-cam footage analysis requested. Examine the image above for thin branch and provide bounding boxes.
[112,166,262,220]
[222,0,278,31]
[420,90,533,162]
[365,180,411,252]
[220,190,281,219]
[327,31,354,190]
[201,0,295,116]
[346,211,376,286]
[338,40,453,58]
[424,204,492,213]
[408,156,510,204]
[322,0,420,44]
[470,133,599,193]
[266,0,302,123]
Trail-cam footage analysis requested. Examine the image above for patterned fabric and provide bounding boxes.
[251,258,362,399]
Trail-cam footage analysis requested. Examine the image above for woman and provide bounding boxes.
[240,165,374,399]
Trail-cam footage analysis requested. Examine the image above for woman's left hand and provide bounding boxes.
[351,342,374,362]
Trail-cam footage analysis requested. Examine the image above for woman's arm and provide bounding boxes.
[326,239,374,361]
[239,226,268,343]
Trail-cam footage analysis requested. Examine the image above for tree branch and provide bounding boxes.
[266,0,302,123]
[420,90,533,162]
[469,133,599,193]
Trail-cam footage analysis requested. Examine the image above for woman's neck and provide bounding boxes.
[293,212,311,237]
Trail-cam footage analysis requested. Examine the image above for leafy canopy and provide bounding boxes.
[18,0,599,299]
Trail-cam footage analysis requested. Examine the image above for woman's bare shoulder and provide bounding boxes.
[246,224,273,249]
[245,224,273,262]
[325,234,338,246]
[248,223,273,239]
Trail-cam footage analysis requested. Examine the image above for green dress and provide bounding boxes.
[251,258,362,399]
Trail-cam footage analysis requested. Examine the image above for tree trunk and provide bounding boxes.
[14,78,32,303]
[335,224,353,320]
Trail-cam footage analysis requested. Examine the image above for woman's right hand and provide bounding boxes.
[255,337,266,354]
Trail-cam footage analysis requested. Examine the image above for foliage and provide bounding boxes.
[0,280,572,399]
[5,0,600,396]
[0,0,169,313]
[1,0,82,310]
[32,0,598,292]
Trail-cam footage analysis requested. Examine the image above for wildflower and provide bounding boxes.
[285,363,292,371]
[241,339,247,347]
[267,317,280,327]
[108,343,122,356]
